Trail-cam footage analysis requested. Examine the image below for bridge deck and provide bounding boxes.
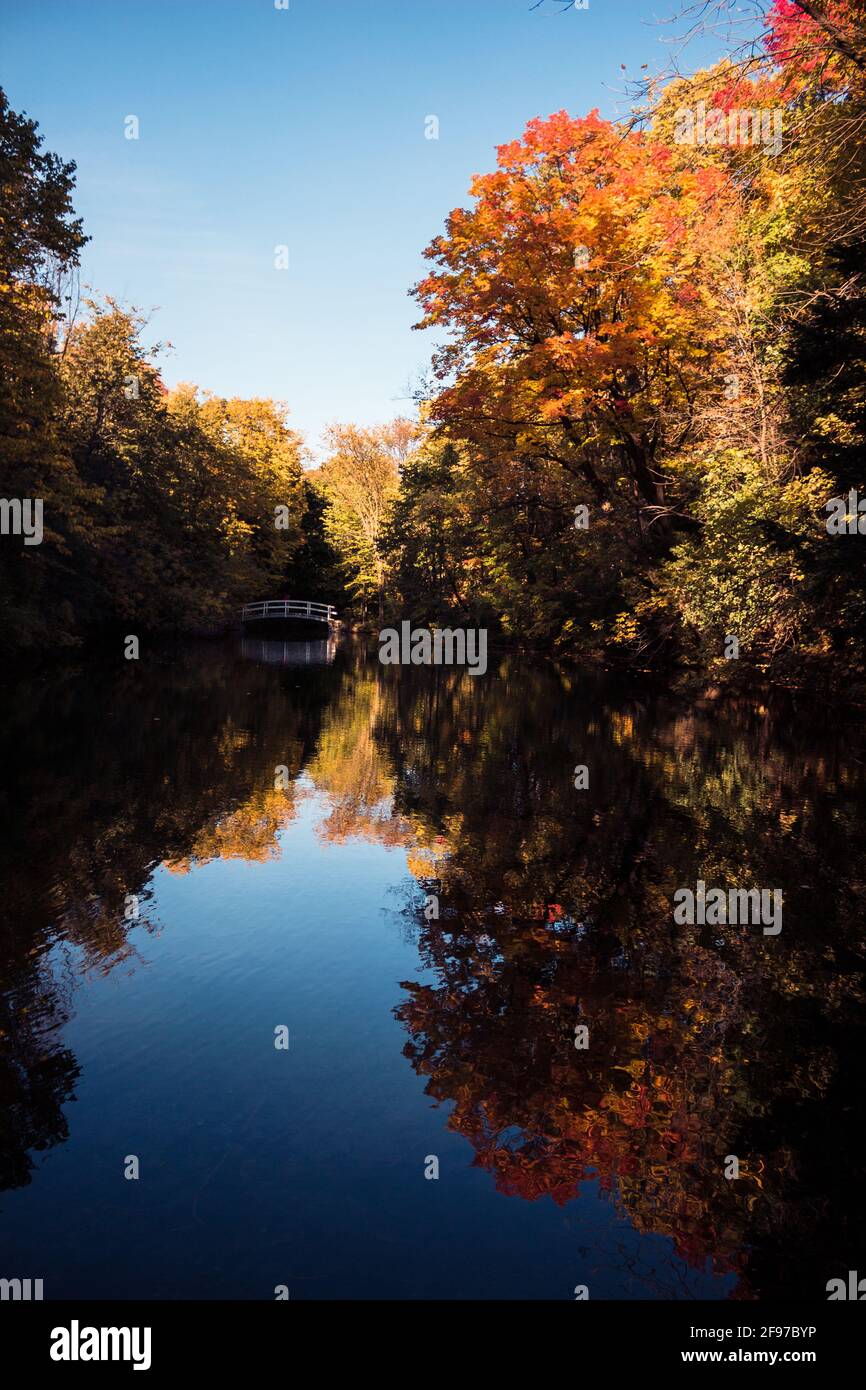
[241,600,338,624]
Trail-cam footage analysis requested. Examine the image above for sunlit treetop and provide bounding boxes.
[765,0,866,92]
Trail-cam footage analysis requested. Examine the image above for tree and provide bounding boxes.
[410,110,742,656]
[282,477,346,606]
[381,439,476,623]
[414,111,736,529]
[318,421,413,621]
[196,392,307,590]
[0,87,88,651]
[57,302,310,633]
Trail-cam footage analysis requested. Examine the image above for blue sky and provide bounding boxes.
[2,0,728,458]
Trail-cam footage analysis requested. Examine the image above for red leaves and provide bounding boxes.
[765,0,859,88]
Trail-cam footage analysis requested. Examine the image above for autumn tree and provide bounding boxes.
[57,302,309,633]
[0,87,89,650]
[414,112,736,529]
[381,439,481,624]
[195,392,306,592]
[410,111,744,655]
[281,477,346,606]
[317,420,414,621]
[639,2,866,679]
[1,90,314,650]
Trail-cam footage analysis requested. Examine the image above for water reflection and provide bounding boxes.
[240,637,337,666]
[0,641,864,1298]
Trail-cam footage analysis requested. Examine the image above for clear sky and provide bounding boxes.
[2,0,727,458]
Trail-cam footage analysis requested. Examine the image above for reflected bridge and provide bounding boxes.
[241,637,337,666]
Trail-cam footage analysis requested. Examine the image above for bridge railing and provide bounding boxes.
[241,600,338,623]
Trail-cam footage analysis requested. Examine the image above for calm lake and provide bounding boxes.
[1,639,864,1300]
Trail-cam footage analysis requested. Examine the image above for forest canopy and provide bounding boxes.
[1,0,865,691]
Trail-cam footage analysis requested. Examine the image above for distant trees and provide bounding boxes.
[0,88,308,651]
[316,420,414,621]
[281,478,345,607]
[381,441,475,625]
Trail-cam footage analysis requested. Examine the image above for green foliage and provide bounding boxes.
[643,452,837,669]
[282,479,347,607]
[0,88,91,650]
[381,441,477,623]
[0,88,314,652]
[316,422,407,621]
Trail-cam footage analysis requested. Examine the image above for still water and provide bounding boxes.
[1,639,864,1300]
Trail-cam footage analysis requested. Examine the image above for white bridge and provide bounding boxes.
[240,599,338,624]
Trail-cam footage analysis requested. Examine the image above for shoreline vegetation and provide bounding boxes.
[2,3,865,698]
